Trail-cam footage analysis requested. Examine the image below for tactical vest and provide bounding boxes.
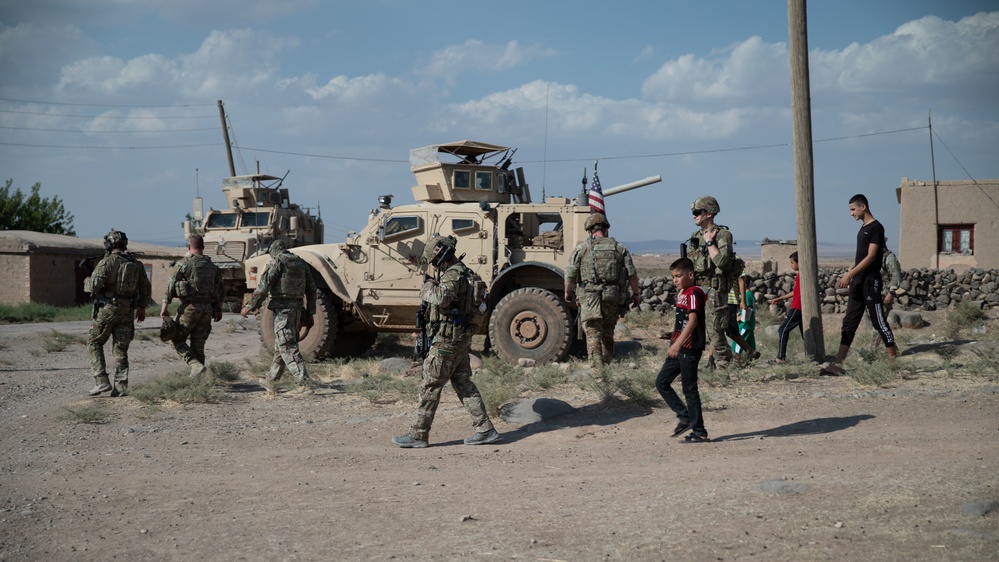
[177,255,218,303]
[454,263,487,327]
[690,226,734,291]
[274,253,308,299]
[114,253,144,298]
[583,238,623,288]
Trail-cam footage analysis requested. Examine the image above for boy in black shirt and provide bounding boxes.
[654,258,710,442]
[822,194,897,375]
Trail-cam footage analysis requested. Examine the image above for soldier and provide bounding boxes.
[160,234,225,376]
[688,196,737,369]
[870,236,903,348]
[564,213,641,367]
[86,229,152,397]
[240,240,317,392]
[393,235,500,448]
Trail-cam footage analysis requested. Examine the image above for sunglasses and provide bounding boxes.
[692,209,706,216]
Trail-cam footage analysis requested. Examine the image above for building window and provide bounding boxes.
[938,224,974,255]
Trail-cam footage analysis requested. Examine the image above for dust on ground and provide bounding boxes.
[1,306,997,561]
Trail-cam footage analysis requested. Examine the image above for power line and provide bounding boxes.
[0,125,218,134]
[0,141,219,150]
[0,109,216,119]
[932,129,999,210]
[0,97,215,108]
[237,145,407,163]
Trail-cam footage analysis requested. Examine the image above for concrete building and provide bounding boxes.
[760,238,798,274]
[896,178,999,271]
[0,231,186,307]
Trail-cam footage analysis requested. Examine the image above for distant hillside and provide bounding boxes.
[621,239,859,258]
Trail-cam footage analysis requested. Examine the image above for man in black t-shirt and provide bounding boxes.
[821,194,897,376]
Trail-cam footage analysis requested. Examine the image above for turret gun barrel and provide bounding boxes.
[603,175,662,197]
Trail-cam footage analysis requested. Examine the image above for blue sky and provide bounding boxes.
[2,0,997,255]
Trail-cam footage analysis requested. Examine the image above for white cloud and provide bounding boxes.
[54,29,296,99]
[0,23,100,91]
[418,40,559,84]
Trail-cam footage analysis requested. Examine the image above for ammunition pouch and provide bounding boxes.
[578,286,603,323]
[176,280,194,298]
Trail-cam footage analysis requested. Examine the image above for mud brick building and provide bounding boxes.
[0,231,186,307]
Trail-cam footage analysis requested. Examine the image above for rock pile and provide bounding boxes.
[636,267,999,313]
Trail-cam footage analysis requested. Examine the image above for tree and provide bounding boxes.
[0,179,76,236]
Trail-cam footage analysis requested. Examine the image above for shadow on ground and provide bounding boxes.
[710,414,875,442]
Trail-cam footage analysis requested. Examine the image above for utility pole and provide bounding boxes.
[217,100,236,177]
[787,0,825,361]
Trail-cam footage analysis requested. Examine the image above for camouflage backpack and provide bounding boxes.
[586,238,623,287]
[275,253,308,299]
[114,253,144,298]
[177,255,218,302]
[459,263,488,328]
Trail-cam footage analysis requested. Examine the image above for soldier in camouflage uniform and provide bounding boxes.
[86,229,152,397]
[688,196,736,369]
[871,237,904,348]
[241,240,317,391]
[564,213,641,367]
[393,235,500,448]
[160,235,225,377]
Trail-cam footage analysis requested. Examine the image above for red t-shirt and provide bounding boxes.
[672,285,707,350]
[791,273,802,310]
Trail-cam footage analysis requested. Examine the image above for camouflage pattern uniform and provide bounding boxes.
[87,231,151,395]
[245,241,317,383]
[565,216,638,366]
[881,247,902,313]
[163,253,224,367]
[689,196,736,368]
[411,258,494,442]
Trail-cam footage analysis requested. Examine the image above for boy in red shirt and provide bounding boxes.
[768,251,802,364]
[654,258,709,443]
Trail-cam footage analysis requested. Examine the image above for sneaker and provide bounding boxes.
[190,362,207,378]
[463,428,501,445]
[88,382,112,396]
[670,422,691,438]
[392,434,429,448]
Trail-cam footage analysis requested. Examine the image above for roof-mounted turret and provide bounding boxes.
[221,173,291,211]
[410,140,531,204]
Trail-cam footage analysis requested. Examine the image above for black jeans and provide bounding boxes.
[776,308,803,360]
[655,350,706,436]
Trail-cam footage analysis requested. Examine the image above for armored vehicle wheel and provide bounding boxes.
[489,287,573,365]
[259,290,337,360]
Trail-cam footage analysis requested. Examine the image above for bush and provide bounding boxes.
[946,300,985,338]
[208,361,241,383]
[59,405,108,424]
[130,370,223,404]
[347,374,415,404]
[42,329,85,352]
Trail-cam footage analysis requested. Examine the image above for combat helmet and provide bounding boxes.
[268,240,288,256]
[584,212,610,232]
[691,196,720,215]
[422,234,457,269]
[103,229,128,252]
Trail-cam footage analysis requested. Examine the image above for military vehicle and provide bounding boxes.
[244,140,659,364]
[184,171,323,309]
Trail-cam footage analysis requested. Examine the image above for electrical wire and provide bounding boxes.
[0,97,215,108]
[932,129,999,210]
[0,125,218,134]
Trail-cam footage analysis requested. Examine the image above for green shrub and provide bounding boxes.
[59,405,108,424]
[945,300,985,338]
[527,363,568,390]
[346,374,415,404]
[475,355,527,416]
[208,361,241,383]
[42,329,85,352]
[130,370,222,404]
[848,360,898,387]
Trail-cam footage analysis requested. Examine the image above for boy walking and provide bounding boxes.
[654,258,710,443]
[768,251,803,364]
[822,194,897,375]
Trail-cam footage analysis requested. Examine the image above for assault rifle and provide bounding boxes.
[413,267,441,361]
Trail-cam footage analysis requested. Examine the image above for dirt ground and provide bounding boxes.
[1,307,998,561]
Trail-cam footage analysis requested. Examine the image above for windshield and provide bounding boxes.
[241,211,271,227]
[205,213,237,229]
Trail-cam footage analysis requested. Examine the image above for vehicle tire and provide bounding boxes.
[259,289,337,360]
[489,287,573,365]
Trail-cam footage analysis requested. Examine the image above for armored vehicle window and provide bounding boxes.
[383,215,422,240]
[205,213,237,229]
[453,170,470,189]
[451,218,476,233]
[241,211,271,228]
[475,171,492,191]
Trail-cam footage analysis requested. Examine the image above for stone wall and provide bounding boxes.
[637,267,999,313]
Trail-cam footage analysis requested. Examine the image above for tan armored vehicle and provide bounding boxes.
[185,172,323,309]
[244,140,659,363]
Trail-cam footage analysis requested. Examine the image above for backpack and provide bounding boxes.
[461,265,488,328]
[586,238,623,287]
[115,253,144,297]
[275,254,308,299]
[177,255,218,301]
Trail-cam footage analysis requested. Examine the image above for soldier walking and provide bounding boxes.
[241,241,317,392]
[565,213,641,367]
[87,229,151,397]
[160,234,225,376]
[688,196,737,369]
[393,235,500,448]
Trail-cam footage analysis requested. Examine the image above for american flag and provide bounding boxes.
[588,168,605,215]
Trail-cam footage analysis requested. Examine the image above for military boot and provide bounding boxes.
[392,433,429,448]
[110,382,128,398]
[88,376,112,396]
[463,428,500,445]
[190,361,207,378]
